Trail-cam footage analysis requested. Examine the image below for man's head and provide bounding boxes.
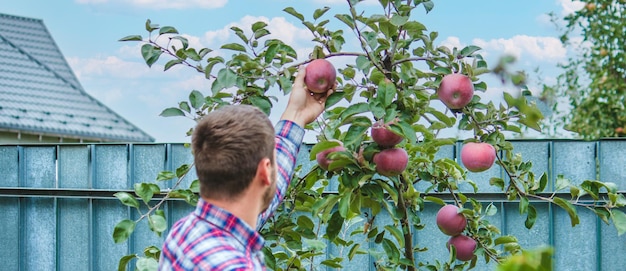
[192,105,276,202]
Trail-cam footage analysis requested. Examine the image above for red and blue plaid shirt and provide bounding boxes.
[159,120,304,271]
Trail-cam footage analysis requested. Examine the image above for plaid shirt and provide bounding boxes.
[159,120,304,271]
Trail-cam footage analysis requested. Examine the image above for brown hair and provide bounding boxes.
[192,105,275,200]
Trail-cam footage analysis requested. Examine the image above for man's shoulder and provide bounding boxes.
[166,213,237,246]
[160,214,252,270]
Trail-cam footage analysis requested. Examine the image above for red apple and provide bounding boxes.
[305,59,336,93]
[447,234,477,261]
[316,141,346,171]
[438,73,474,109]
[436,205,467,236]
[460,142,496,173]
[371,120,404,148]
[373,147,408,177]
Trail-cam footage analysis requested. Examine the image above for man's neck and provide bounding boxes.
[203,194,260,229]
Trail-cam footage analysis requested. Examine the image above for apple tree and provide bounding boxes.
[541,1,626,139]
[112,1,626,270]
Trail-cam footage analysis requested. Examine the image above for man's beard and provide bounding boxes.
[261,166,277,212]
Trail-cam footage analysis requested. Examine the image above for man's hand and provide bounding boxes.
[280,66,335,127]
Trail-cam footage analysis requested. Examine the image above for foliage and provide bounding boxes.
[541,1,626,139]
[113,1,626,270]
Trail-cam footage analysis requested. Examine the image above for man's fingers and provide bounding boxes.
[293,66,306,89]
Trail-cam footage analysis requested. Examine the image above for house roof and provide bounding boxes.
[0,13,154,142]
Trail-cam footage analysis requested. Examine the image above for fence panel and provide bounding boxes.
[0,141,625,270]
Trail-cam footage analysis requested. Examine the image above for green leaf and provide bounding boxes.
[355,55,370,71]
[339,191,352,218]
[494,235,517,245]
[158,26,178,35]
[254,29,270,39]
[145,19,159,32]
[490,177,505,190]
[343,125,368,148]
[519,196,529,215]
[554,175,571,191]
[136,257,158,271]
[396,120,417,144]
[119,35,143,42]
[297,215,315,230]
[310,140,342,160]
[594,207,611,225]
[118,254,138,271]
[538,173,548,192]
[552,197,579,227]
[424,196,445,206]
[325,91,344,107]
[149,214,167,233]
[211,69,238,95]
[384,225,405,247]
[176,164,191,178]
[143,245,161,259]
[164,59,183,71]
[113,219,136,244]
[313,6,330,20]
[251,21,267,32]
[183,180,197,195]
[262,247,276,270]
[485,203,498,216]
[189,90,204,109]
[321,258,343,268]
[611,210,626,236]
[141,44,162,67]
[422,1,435,13]
[326,211,344,241]
[283,7,304,21]
[159,108,185,117]
[334,14,354,28]
[525,205,537,229]
[220,43,246,52]
[377,80,396,107]
[170,36,189,49]
[248,96,272,115]
[390,15,409,27]
[459,45,481,57]
[348,243,362,260]
[339,102,370,121]
[156,171,175,181]
[134,183,155,204]
[114,192,140,209]
[382,238,400,262]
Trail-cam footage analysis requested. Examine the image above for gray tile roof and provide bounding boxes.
[0,13,154,142]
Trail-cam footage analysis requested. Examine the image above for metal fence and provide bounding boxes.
[0,140,625,270]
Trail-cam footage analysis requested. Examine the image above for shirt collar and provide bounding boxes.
[194,197,265,253]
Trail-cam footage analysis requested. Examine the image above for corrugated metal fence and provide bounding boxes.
[0,140,625,270]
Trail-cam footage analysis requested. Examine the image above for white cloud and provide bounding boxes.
[67,56,152,79]
[75,0,228,9]
[203,15,313,49]
[473,35,566,62]
[313,0,377,5]
[557,0,585,15]
[439,36,464,51]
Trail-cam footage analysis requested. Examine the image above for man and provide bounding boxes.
[159,66,333,270]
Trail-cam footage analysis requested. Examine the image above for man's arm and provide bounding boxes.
[257,66,334,228]
[257,121,304,227]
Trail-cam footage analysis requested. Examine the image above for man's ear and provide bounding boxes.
[256,157,273,186]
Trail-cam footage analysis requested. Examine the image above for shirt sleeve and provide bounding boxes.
[257,120,304,228]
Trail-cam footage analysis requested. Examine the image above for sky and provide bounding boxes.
[0,0,586,143]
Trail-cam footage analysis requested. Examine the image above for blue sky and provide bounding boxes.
[0,0,585,142]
